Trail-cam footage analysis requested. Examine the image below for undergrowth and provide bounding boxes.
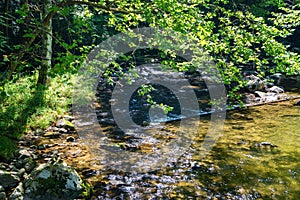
[0,72,75,161]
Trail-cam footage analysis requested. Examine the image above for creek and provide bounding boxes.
[68,70,300,199]
[74,95,300,199]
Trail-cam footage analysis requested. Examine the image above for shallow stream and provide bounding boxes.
[74,93,298,199]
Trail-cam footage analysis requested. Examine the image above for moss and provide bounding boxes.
[23,161,92,200]
[80,181,93,199]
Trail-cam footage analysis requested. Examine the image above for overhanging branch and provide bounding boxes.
[64,0,135,14]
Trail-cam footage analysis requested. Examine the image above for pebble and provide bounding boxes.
[59,128,68,134]
[43,132,61,138]
[82,169,98,178]
[66,136,75,142]
[30,145,37,150]
[232,125,245,130]
[37,144,46,150]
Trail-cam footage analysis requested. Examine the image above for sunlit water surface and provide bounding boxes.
[80,96,300,199]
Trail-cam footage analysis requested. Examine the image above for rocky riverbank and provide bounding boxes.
[0,116,94,200]
[241,73,300,105]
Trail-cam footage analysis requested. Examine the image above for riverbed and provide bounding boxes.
[70,94,299,199]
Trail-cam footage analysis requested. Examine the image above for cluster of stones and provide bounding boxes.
[0,116,92,200]
[242,73,299,105]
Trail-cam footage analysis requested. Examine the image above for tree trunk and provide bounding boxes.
[37,0,52,86]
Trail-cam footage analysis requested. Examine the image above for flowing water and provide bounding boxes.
[70,72,300,199]
[75,94,299,199]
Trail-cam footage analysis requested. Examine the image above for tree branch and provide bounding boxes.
[64,0,135,14]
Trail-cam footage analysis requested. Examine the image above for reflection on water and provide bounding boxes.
[83,96,300,199]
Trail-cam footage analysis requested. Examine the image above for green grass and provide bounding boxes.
[0,72,75,161]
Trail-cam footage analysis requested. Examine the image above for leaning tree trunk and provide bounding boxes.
[37,0,52,86]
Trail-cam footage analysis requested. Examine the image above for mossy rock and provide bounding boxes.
[56,119,75,131]
[10,159,92,200]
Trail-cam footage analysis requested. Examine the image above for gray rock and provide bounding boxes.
[0,185,4,192]
[23,159,37,173]
[269,73,285,85]
[33,129,44,136]
[63,115,75,121]
[255,91,278,102]
[18,150,31,159]
[266,86,284,94]
[0,170,20,188]
[244,75,266,92]
[242,70,258,76]
[9,183,24,200]
[12,159,92,200]
[15,151,37,172]
[29,145,37,150]
[0,192,6,200]
[243,93,258,104]
[59,128,68,134]
[51,126,59,131]
[66,136,75,142]
[0,164,6,170]
[56,119,75,131]
[254,91,267,98]
[18,169,26,177]
[43,132,61,139]
[37,144,46,150]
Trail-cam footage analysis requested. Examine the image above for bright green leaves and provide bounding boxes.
[100,0,300,103]
[137,84,174,114]
[272,7,300,28]
[5,0,300,102]
[16,4,29,18]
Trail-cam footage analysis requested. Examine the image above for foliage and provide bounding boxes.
[1,0,300,158]
[98,0,300,102]
[0,72,74,160]
[2,0,300,92]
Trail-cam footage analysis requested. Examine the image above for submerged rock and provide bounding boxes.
[9,159,92,200]
[294,100,300,106]
[66,136,75,142]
